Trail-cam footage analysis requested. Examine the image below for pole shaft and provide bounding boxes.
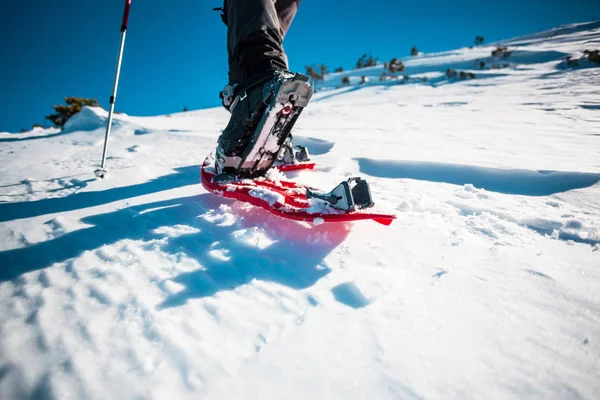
[99,29,127,169]
[121,0,131,31]
[99,0,131,170]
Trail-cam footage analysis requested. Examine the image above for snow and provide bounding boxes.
[312,217,325,226]
[1,22,600,399]
[264,167,287,183]
[248,186,285,206]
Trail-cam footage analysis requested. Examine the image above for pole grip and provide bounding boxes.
[121,0,131,32]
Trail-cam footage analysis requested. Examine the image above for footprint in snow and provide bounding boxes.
[331,282,371,308]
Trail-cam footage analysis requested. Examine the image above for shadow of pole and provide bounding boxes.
[0,166,201,223]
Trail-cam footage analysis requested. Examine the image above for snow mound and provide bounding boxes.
[63,106,119,133]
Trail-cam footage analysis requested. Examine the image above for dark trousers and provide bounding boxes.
[224,0,300,84]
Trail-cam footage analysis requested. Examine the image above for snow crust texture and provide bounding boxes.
[1,21,599,400]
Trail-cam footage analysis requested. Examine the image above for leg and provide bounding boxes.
[275,0,299,39]
[218,0,291,157]
[225,0,288,85]
[215,0,310,177]
[274,0,299,68]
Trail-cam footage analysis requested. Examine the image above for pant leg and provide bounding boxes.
[275,0,299,39]
[226,0,289,84]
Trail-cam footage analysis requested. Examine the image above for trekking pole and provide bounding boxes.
[95,0,132,179]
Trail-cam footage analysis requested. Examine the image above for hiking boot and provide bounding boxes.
[215,71,312,178]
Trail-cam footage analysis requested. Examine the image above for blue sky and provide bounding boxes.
[1,0,597,132]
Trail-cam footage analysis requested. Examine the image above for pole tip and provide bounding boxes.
[94,168,109,179]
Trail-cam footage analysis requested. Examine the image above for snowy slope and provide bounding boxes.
[1,22,600,400]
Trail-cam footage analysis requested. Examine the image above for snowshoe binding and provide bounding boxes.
[306,178,375,212]
[215,71,313,180]
[273,134,311,167]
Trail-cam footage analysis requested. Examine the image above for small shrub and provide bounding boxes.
[475,36,484,46]
[458,72,476,80]
[422,76,428,82]
[583,49,600,65]
[20,128,27,133]
[387,57,405,73]
[360,76,369,84]
[319,64,328,78]
[564,50,599,68]
[403,75,410,81]
[356,54,366,68]
[411,46,419,56]
[183,106,188,112]
[305,64,328,81]
[341,76,350,85]
[32,123,43,129]
[44,96,99,128]
[446,69,475,80]
[334,67,344,73]
[491,46,511,58]
[356,54,378,69]
[566,56,580,67]
[305,65,318,80]
[479,60,486,69]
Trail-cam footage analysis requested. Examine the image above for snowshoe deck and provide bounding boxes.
[201,155,396,226]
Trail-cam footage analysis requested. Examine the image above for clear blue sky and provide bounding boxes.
[1,0,597,132]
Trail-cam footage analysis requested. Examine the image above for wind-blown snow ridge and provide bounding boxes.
[1,21,599,400]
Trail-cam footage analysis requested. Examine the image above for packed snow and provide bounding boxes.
[1,21,599,399]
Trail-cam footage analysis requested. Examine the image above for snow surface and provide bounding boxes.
[1,22,600,399]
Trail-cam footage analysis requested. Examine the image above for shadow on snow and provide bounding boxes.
[357,158,600,196]
[0,193,347,306]
[0,131,70,143]
[0,166,200,223]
